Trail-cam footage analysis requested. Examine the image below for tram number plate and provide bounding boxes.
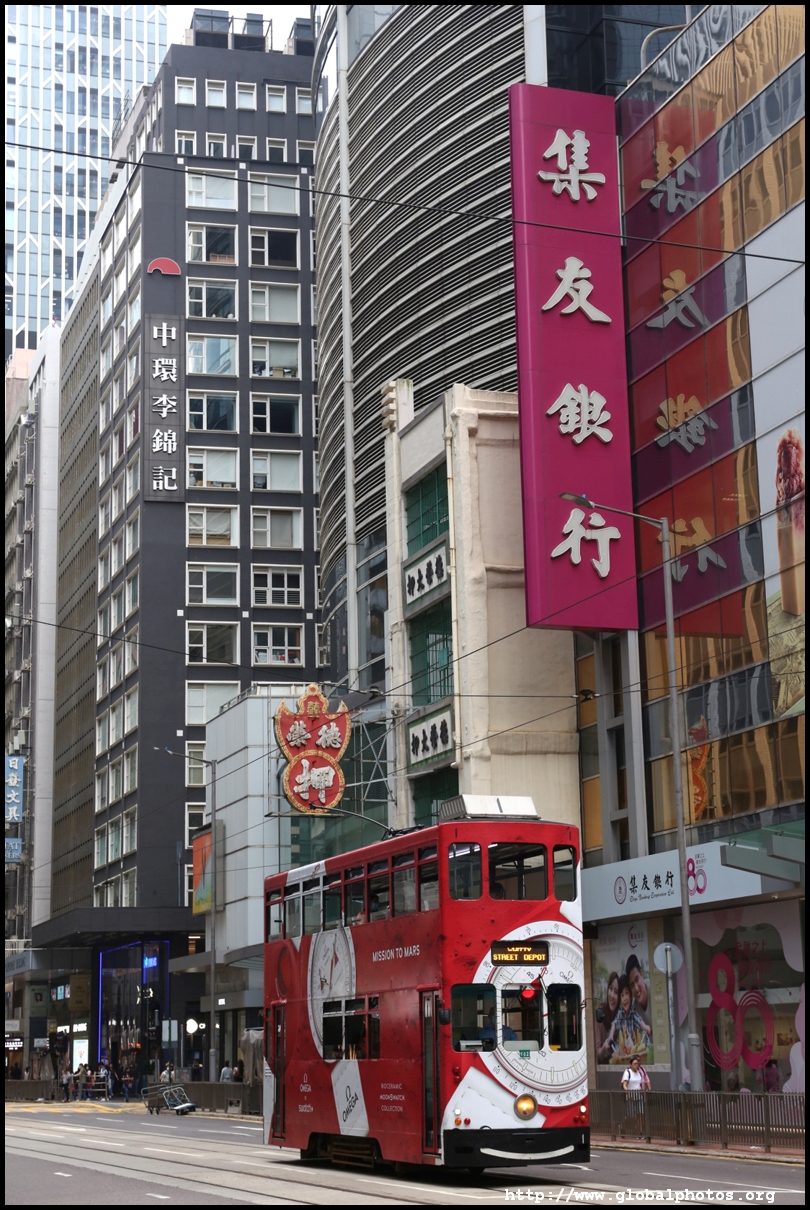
[490,939,549,965]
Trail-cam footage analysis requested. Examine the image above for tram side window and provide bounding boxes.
[324,880,342,930]
[323,1000,342,1060]
[451,983,496,1051]
[501,989,543,1051]
[322,996,381,1061]
[488,843,547,900]
[344,879,365,926]
[419,850,439,911]
[553,845,577,901]
[368,861,390,921]
[448,842,482,900]
[303,886,321,935]
[547,984,581,1051]
[284,890,301,938]
[266,892,282,942]
[393,853,416,917]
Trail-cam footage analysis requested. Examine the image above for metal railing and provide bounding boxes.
[5,1079,58,1101]
[590,1090,805,1153]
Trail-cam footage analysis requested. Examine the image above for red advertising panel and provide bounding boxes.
[510,84,638,631]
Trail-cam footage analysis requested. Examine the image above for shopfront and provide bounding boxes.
[583,841,804,1092]
[99,941,170,1083]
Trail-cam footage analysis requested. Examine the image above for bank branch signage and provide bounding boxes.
[510,84,637,631]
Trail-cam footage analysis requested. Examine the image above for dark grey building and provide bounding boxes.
[32,11,320,1080]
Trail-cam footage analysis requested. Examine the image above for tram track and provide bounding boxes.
[5,1112,540,1206]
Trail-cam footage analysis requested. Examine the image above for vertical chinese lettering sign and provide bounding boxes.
[144,314,185,502]
[5,755,24,823]
[510,84,637,630]
[275,684,352,815]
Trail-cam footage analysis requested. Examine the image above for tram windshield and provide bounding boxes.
[451,984,496,1051]
[501,988,543,1051]
[488,843,547,899]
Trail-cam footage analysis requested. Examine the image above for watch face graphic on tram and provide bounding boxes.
[476,921,588,1108]
[307,925,356,1058]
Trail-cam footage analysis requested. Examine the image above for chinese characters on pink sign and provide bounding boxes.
[510,84,638,630]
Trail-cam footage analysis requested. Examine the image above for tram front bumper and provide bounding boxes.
[443,1126,590,1168]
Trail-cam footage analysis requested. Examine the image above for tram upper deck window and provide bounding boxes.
[501,988,543,1051]
[284,887,301,938]
[368,860,390,921]
[547,984,581,1051]
[324,874,342,930]
[448,842,482,900]
[392,852,416,917]
[553,845,577,901]
[488,843,547,900]
[419,846,439,911]
[451,983,496,1051]
[266,889,282,941]
[344,878,365,926]
[303,879,321,935]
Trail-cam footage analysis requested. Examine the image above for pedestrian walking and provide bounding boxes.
[621,1055,649,1139]
[122,1065,133,1103]
[61,1065,72,1103]
[219,1061,233,1082]
[78,1063,89,1101]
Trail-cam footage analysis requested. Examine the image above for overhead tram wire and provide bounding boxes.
[7,140,805,269]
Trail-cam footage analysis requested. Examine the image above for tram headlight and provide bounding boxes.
[514,1093,538,1121]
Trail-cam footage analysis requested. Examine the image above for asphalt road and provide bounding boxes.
[5,1103,805,1206]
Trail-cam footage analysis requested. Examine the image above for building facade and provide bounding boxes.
[4,333,60,1072]
[312,3,686,695]
[28,11,321,1079]
[383,380,581,830]
[579,3,805,1094]
[5,3,169,358]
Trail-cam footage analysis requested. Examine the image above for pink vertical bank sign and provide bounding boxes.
[510,84,638,631]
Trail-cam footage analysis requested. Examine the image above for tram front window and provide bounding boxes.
[547,984,582,1051]
[448,842,482,900]
[501,989,543,1051]
[451,983,496,1051]
[488,843,547,899]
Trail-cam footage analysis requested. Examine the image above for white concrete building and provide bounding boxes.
[383,380,581,830]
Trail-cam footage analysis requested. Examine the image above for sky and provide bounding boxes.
[165,5,312,51]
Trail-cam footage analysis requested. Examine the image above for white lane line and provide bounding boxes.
[54,1172,74,1177]
[643,1173,804,1192]
[145,1196,171,1201]
[143,1147,207,1158]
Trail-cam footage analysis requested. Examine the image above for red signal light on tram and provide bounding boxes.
[520,986,537,1000]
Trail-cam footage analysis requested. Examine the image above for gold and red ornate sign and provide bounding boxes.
[275,684,352,814]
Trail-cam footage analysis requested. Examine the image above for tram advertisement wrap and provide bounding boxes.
[264,822,588,1167]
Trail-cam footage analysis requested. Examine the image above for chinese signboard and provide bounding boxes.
[510,85,637,630]
[144,314,185,502]
[407,706,453,769]
[5,755,24,823]
[275,684,352,814]
[403,543,449,611]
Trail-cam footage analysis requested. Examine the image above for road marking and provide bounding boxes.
[145,1196,171,1201]
[643,1173,804,1192]
[54,1172,73,1177]
[143,1147,207,1157]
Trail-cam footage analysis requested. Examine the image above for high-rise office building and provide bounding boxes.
[27,10,320,1078]
[5,4,168,358]
[312,3,686,697]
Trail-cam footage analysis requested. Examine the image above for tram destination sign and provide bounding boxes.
[491,939,550,966]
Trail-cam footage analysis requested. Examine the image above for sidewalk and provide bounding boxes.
[591,1135,804,1165]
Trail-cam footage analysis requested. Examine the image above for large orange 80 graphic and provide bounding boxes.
[705,953,774,1070]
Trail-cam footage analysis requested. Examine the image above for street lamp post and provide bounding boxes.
[156,747,219,1083]
[560,493,704,1092]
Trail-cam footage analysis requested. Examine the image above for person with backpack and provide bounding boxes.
[621,1055,650,1139]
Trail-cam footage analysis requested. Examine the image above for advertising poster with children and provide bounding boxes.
[593,921,654,1068]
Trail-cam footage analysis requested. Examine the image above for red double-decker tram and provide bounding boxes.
[262,798,588,1170]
